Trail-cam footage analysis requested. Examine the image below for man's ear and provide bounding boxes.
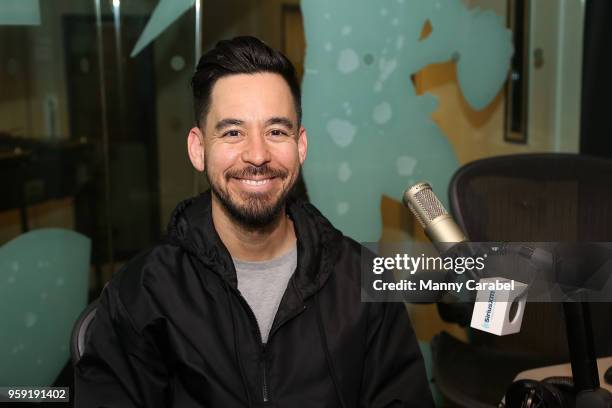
[187,126,205,172]
[297,126,308,165]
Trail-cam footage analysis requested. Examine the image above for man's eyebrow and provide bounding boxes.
[265,117,294,130]
[215,118,244,131]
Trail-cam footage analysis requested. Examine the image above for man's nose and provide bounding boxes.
[241,134,271,166]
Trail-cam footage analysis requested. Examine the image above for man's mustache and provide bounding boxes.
[225,165,288,180]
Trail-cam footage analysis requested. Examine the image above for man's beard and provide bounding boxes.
[208,164,297,229]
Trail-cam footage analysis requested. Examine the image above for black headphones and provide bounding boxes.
[503,377,575,408]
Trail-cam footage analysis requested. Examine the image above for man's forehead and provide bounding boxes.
[207,73,297,123]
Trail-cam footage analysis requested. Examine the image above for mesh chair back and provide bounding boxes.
[448,153,612,359]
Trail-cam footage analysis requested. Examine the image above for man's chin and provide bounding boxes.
[228,202,284,229]
[212,187,286,229]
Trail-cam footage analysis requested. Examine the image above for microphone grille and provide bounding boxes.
[403,182,448,227]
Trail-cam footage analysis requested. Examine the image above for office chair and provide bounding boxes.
[70,299,99,364]
[431,153,612,407]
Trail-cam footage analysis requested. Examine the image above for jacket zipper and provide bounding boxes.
[262,343,269,403]
[229,286,270,404]
[226,281,309,404]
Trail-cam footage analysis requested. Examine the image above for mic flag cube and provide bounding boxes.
[470,277,528,336]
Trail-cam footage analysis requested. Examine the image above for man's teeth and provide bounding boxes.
[240,178,271,186]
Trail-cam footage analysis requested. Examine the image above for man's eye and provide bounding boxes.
[223,130,240,137]
[270,129,288,136]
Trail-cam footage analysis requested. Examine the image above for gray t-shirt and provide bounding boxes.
[233,245,297,343]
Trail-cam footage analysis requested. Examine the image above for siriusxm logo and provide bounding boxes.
[483,291,496,329]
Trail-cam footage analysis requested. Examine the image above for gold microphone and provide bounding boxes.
[402,181,467,253]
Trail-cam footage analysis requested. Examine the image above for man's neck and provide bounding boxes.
[211,197,296,262]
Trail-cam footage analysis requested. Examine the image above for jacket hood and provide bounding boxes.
[165,190,344,301]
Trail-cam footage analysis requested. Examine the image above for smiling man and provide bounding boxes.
[75,36,433,408]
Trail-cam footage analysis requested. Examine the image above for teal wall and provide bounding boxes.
[301,0,513,241]
[1,229,90,386]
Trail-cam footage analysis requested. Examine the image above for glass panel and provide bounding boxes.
[0,1,100,392]
[0,0,197,392]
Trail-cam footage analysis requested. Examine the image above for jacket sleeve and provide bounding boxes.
[359,301,435,408]
[74,281,170,408]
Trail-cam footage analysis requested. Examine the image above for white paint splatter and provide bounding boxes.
[392,18,399,26]
[396,156,418,176]
[337,49,360,74]
[338,162,352,182]
[324,42,333,52]
[41,292,48,302]
[11,261,19,271]
[56,277,65,287]
[379,58,397,82]
[342,101,352,116]
[380,8,388,16]
[25,312,37,328]
[327,119,357,147]
[337,202,350,215]
[170,55,185,71]
[396,35,405,50]
[7,276,16,284]
[341,25,352,36]
[373,102,392,124]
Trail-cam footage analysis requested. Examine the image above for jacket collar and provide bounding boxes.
[166,190,343,302]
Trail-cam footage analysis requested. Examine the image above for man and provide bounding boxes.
[75,36,434,407]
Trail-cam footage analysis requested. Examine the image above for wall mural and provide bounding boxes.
[130,0,195,57]
[301,0,513,242]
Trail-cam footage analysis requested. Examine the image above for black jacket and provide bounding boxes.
[75,191,434,407]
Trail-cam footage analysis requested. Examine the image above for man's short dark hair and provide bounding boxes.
[191,36,302,127]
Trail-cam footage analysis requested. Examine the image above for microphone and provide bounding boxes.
[402,181,528,336]
[402,182,467,254]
